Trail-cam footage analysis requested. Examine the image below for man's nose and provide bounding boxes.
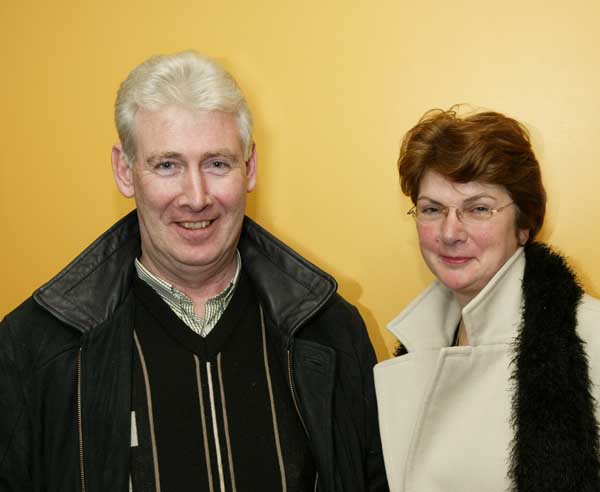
[178,169,211,210]
[440,208,467,244]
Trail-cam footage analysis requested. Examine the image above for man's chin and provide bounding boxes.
[170,247,233,271]
[174,254,220,270]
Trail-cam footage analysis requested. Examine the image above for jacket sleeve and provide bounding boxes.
[351,307,389,492]
[0,315,33,491]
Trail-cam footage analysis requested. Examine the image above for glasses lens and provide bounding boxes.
[461,206,494,224]
[416,205,445,222]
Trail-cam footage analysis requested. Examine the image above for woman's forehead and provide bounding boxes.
[418,170,508,202]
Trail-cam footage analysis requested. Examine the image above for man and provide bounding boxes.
[0,51,387,491]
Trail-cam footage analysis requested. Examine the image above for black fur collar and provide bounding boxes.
[510,242,600,491]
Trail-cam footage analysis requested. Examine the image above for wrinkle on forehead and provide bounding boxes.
[133,107,244,165]
[418,171,508,204]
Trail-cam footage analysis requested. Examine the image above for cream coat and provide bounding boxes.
[374,248,600,492]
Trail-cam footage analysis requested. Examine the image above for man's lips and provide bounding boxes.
[175,219,214,230]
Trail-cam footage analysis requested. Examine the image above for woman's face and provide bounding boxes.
[416,170,529,306]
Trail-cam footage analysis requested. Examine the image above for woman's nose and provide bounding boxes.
[440,207,467,244]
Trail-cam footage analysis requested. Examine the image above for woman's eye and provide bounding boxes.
[470,205,491,215]
[420,206,441,215]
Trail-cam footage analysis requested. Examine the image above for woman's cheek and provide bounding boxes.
[417,223,439,249]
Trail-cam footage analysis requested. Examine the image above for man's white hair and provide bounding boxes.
[115,50,253,164]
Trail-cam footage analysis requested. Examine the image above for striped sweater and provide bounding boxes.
[130,271,315,491]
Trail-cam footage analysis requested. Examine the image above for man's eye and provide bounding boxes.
[206,160,231,173]
[157,161,175,170]
[152,161,181,175]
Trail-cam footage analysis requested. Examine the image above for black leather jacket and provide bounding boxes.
[0,211,388,492]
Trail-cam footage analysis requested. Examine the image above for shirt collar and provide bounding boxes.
[134,250,242,311]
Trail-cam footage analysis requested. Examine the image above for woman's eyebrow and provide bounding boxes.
[416,196,443,204]
[416,193,497,204]
[462,194,497,204]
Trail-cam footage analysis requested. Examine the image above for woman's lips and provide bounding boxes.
[440,255,472,265]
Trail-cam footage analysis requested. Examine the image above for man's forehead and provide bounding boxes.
[132,107,244,158]
[134,106,221,129]
[134,106,235,135]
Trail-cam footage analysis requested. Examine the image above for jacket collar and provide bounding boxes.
[388,247,525,351]
[33,211,337,344]
[238,216,337,342]
[33,211,141,333]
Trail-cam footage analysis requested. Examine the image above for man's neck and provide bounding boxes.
[137,252,239,317]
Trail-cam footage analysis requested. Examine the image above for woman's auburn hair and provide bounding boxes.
[397,106,547,241]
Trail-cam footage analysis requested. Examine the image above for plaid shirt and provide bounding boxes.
[134,252,241,337]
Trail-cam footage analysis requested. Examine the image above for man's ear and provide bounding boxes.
[245,143,257,193]
[111,144,135,198]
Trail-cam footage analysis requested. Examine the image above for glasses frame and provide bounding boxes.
[407,201,515,225]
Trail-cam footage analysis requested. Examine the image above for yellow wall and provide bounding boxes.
[2,0,600,360]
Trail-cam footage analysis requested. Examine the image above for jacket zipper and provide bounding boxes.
[287,349,308,434]
[287,349,319,491]
[77,349,87,492]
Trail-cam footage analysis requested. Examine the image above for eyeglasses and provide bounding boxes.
[407,202,515,225]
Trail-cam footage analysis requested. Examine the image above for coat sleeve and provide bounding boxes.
[0,315,33,491]
[351,307,389,492]
[295,295,389,491]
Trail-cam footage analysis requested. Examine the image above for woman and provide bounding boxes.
[374,107,600,492]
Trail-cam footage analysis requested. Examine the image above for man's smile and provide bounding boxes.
[177,220,214,230]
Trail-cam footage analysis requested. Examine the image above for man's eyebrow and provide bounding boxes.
[144,150,241,165]
[203,150,240,163]
[145,152,184,165]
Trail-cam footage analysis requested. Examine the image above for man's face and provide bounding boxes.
[112,106,256,285]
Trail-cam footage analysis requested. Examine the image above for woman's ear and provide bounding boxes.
[518,228,530,246]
